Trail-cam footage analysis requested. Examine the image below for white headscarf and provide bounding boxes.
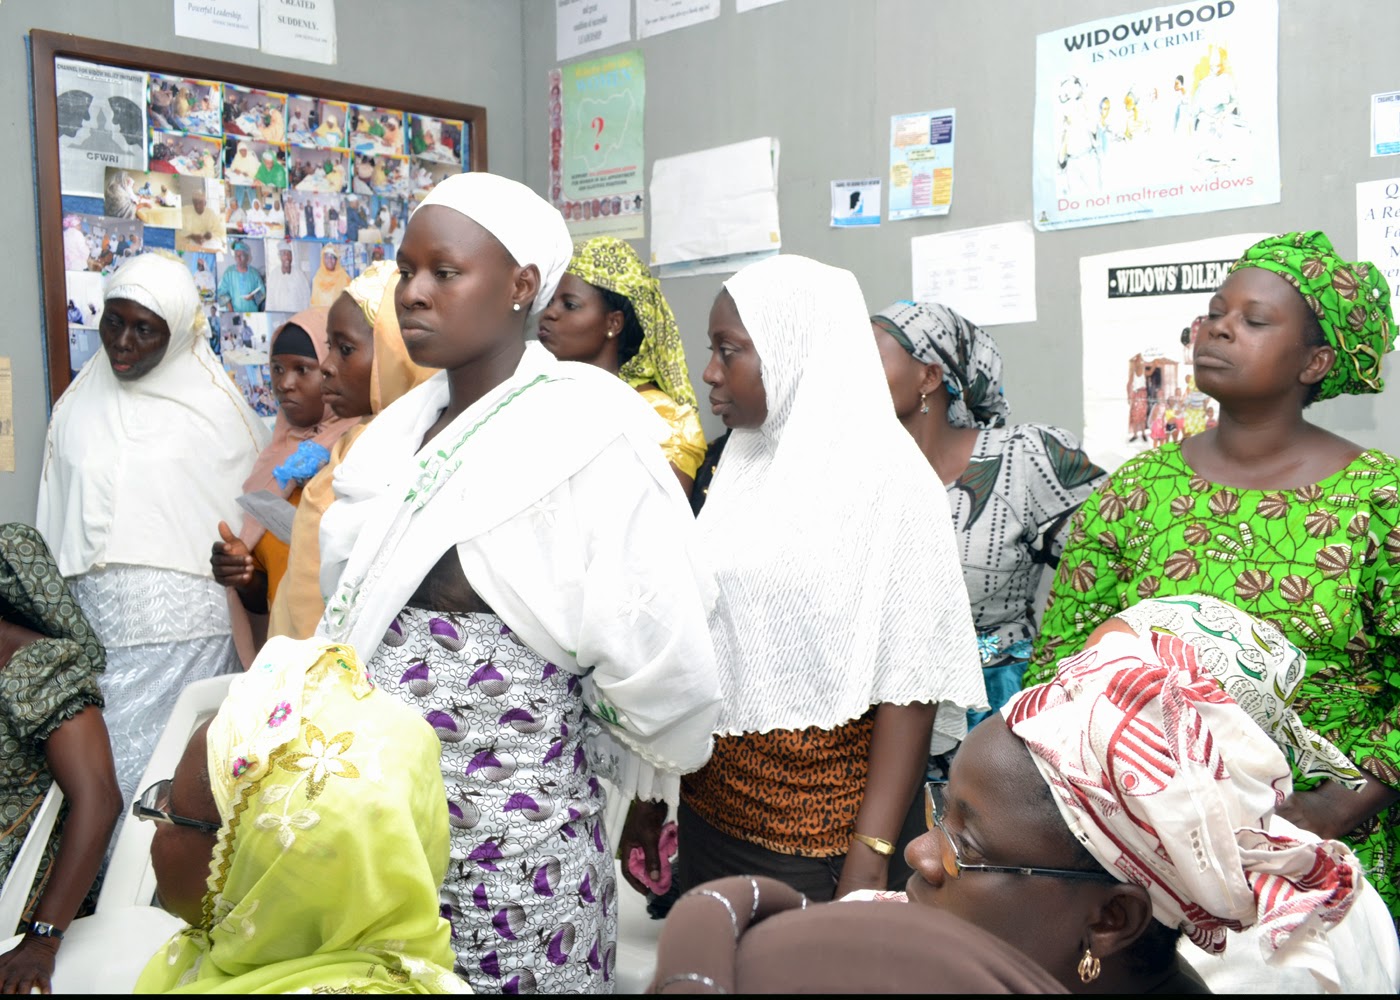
[38,252,268,579]
[698,255,984,742]
[319,172,650,655]
[415,172,572,316]
[315,175,720,793]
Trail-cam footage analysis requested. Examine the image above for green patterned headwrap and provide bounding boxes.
[567,236,698,407]
[1229,231,1395,402]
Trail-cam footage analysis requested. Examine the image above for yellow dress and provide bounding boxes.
[310,264,352,307]
[639,387,706,479]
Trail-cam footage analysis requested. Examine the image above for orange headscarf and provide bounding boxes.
[267,270,433,639]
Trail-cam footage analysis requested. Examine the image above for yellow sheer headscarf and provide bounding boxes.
[265,269,434,639]
[135,638,468,994]
[566,236,698,407]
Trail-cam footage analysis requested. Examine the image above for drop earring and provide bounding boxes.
[919,392,929,415]
[1077,948,1100,984]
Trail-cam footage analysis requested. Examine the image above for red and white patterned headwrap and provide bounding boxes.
[1004,628,1361,988]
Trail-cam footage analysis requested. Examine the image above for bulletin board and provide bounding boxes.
[30,29,488,410]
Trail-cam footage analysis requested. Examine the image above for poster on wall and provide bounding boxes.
[1372,92,1400,157]
[174,0,259,49]
[1356,178,1400,305]
[56,58,148,197]
[888,109,955,221]
[638,0,719,38]
[557,0,631,61]
[551,49,645,239]
[259,0,337,65]
[1080,233,1268,474]
[1033,0,1280,232]
[830,178,880,228]
[650,137,780,277]
[911,221,1036,327]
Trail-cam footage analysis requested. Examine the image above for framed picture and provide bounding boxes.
[32,29,487,401]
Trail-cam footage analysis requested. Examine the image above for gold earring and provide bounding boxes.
[1077,948,1101,984]
[919,392,929,415]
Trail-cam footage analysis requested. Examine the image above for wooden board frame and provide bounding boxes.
[30,28,488,402]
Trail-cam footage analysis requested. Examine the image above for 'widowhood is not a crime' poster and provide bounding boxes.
[1033,0,1280,232]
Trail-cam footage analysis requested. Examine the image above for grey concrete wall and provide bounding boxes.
[522,0,1399,455]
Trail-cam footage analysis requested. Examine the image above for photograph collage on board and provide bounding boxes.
[57,57,473,417]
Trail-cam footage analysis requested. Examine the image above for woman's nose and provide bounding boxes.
[905,830,947,889]
[702,357,721,387]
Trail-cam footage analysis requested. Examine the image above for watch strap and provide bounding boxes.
[851,832,895,856]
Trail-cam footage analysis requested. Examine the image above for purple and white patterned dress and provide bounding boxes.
[367,606,618,994]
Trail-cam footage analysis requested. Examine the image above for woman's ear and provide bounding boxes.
[513,263,541,314]
[919,362,945,397]
[606,309,625,338]
[1299,344,1335,388]
[1085,882,1156,962]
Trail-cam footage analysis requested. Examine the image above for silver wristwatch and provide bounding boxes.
[24,920,64,940]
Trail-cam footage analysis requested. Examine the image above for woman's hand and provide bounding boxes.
[617,798,668,895]
[1278,775,1400,842]
[211,521,255,588]
[0,932,60,994]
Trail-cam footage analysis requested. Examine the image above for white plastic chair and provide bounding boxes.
[0,905,183,993]
[0,783,66,936]
[97,672,236,913]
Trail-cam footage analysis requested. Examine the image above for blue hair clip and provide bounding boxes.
[272,440,331,489]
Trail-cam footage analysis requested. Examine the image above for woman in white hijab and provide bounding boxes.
[37,252,267,811]
[316,172,721,993]
[668,254,984,902]
[226,140,260,185]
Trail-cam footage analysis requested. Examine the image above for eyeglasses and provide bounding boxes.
[924,782,1118,883]
[133,779,221,834]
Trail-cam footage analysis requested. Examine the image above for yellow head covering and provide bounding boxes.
[567,236,698,407]
[137,638,467,993]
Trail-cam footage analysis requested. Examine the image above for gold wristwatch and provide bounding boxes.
[850,832,894,856]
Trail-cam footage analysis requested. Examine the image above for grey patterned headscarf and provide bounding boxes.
[872,300,1009,429]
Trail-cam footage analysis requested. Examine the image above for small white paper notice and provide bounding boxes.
[557,0,631,61]
[1357,178,1400,305]
[260,0,336,64]
[174,0,259,48]
[650,137,781,277]
[236,490,298,545]
[910,221,1037,327]
[831,178,881,228]
[1373,91,1400,157]
[638,0,719,38]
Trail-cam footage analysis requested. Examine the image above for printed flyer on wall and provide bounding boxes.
[1356,178,1400,304]
[888,109,954,221]
[1033,0,1279,231]
[551,49,645,239]
[56,58,148,197]
[1079,233,1268,474]
[830,178,880,227]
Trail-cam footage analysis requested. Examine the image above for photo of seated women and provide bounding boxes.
[147,73,221,136]
[222,83,287,144]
